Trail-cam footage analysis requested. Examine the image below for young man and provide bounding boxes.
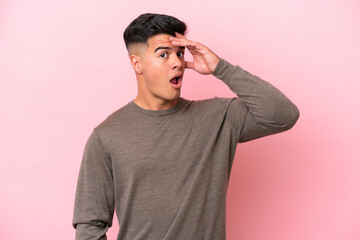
[72,13,300,240]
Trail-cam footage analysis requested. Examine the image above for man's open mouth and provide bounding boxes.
[170,76,180,84]
[169,74,183,89]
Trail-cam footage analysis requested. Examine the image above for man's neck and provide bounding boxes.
[133,96,179,111]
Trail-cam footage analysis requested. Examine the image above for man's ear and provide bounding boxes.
[130,54,143,74]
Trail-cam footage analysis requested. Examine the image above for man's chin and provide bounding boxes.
[164,92,181,104]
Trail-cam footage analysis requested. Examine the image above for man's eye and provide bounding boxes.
[160,52,168,58]
[177,52,184,57]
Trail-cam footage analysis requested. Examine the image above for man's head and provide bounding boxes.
[123,13,187,52]
[123,13,188,109]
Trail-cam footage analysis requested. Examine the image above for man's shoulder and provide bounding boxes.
[200,96,236,104]
[191,96,237,111]
[93,100,135,135]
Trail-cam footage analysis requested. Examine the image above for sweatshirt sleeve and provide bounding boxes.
[213,58,300,143]
[72,130,115,240]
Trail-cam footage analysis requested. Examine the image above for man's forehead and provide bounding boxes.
[148,34,173,47]
[147,34,185,54]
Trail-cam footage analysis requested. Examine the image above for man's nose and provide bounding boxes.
[172,55,183,69]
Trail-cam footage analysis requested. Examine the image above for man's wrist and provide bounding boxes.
[212,57,225,77]
[210,56,220,74]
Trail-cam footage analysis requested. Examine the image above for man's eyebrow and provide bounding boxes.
[154,46,171,53]
[154,46,185,53]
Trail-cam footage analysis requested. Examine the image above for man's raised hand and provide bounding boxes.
[169,33,220,75]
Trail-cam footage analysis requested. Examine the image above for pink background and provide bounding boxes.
[1,0,359,239]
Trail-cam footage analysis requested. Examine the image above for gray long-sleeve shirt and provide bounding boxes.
[72,58,300,239]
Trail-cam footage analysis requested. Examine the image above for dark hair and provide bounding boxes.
[123,13,187,50]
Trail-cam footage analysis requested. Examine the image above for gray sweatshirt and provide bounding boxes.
[72,58,300,239]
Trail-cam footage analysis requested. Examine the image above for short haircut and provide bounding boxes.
[123,13,187,50]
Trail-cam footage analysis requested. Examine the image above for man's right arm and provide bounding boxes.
[72,130,115,240]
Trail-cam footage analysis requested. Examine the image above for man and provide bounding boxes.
[72,13,300,240]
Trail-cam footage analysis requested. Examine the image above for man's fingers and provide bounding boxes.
[175,32,186,38]
[170,37,208,55]
[170,34,210,58]
[170,35,197,47]
[171,38,196,47]
[173,38,194,44]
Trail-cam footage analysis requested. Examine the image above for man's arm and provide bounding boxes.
[170,33,300,142]
[213,58,300,142]
[72,130,115,239]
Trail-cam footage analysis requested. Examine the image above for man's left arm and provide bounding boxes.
[212,58,300,142]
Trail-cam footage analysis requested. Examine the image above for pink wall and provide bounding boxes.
[1,0,359,239]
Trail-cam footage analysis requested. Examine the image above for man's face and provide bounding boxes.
[136,33,186,105]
